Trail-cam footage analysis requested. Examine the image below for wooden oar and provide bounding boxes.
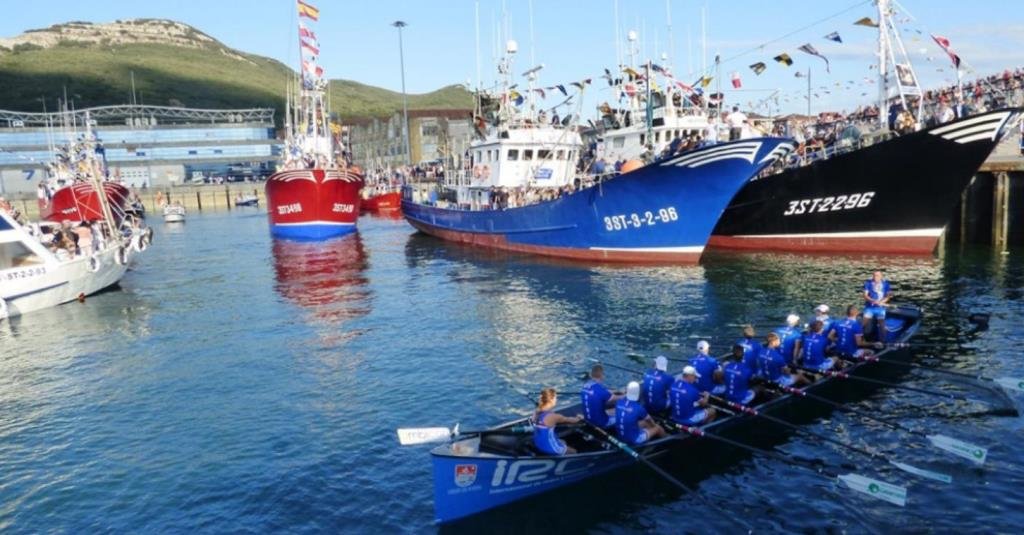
[769,384,989,465]
[856,353,1024,394]
[655,417,909,507]
[397,424,534,446]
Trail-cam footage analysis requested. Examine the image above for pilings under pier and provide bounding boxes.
[947,154,1024,252]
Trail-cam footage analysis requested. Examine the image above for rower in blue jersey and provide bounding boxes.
[533,388,583,455]
[616,382,667,446]
[798,320,843,372]
[862,270,893,341]
[757,332,809,387]
[641,356,674,413]
[830,305,883,358]
[723,344,758,404]
[689,341,724,394]
[670,366,717,425]
[813,304,834,335]
[736,325,760,371]
[774,314,802,367]
[580,365,622,428]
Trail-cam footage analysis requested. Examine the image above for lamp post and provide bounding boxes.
[392,20,411,166]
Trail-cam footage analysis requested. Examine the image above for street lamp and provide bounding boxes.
[392,20,411,166]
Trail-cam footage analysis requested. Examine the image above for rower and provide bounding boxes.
[689,341,723,394]
[723,344,758,405]
[813,304,834,334]
[798,320,843,372]
[774,314,802,367]
[670,366,717,425]
[862,270,893,342]
[616,382,667,446]
[735,325,759,371]
[641,356,674,413]
[581,365,622,428]
[757,332,809,387]
[533,387,584,455]
[830,305,883,359]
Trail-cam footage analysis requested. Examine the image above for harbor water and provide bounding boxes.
[1,212,1022,533]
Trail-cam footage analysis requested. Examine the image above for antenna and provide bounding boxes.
[665,0,675,70]
[528,0,536,67]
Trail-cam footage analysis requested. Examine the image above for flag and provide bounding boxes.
[302,60,323,78]
[622,66,641,79]
[571,79,591,90]
[297,0,320,21]
[299,24,316,41]
[854,17,878,27]
[795,71,806,78]
[675,80,694,93]
[731,72,742,89]
[774,53,793,66]
[555,84,567,96]
[533,88,546,99]
[931,34,961,68]
[301,38,319,56]
[824,31,842,43]
[749,62,766,75]
[797,43,830,72]
[700,76,712,88]
[651,63,666,74]
[601,68,613,86]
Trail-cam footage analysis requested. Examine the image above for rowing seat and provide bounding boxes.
[480,433,532,457]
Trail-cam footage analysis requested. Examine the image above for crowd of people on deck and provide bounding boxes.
[533,271,895,455]
[0,196,27,225]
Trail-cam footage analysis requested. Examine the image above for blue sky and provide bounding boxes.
[3,0,1023,115]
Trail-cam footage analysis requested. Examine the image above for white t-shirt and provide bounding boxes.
[728,111,748,128]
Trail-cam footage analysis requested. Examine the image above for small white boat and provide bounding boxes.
[0,211,149,320]
[234,195,259,207]
[163,203,186,223]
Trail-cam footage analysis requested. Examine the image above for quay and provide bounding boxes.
[950,129,1024,252]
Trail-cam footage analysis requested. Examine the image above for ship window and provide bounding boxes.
[639,134,646,145]
[612,137,625,148]
[556,150,565,160]
[0,241,43,269]
[537,150,550,160]
[507,149,519,161]
[523,149,534,161]
[654,131,661,143]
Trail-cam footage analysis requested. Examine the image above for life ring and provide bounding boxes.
[0,297,8,321]
[132,234,148,253]
[88,253,102,273]
[115,247,129,266]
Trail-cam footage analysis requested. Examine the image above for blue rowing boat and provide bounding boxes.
[428,305,921,523]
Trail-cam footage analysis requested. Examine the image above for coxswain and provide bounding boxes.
[862,270,893,341]
[616,382,667,446]
[533,387,583,455]
[723,344,758,405]
[831,305,882,360]
[736,325,759,371]
[774,314,802,367]
[581,365,623,428]
[641,356,674,413]
[689,340,724,394]
[798,320,842,372]
[757,332,809,387]
[670,366,717,425]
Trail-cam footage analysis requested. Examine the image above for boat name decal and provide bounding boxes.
[277,203,303,215]
[604,207,679,232]
[490,458,597,488]
[332,203,355,213]
[61,207,77,215]
[782,192,875,216]
[4,266,47,280]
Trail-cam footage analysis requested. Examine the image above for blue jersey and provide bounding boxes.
[817,316,834,335]
[723,361,754,404]
[581,380,613,426]
[533,410,566,455]
[736,337,758,370]
[863,279,891,306]
[670,379,701,423]
[757,345,787,381]
[641,369,674,413]
[832,317,863,356]
[774,326,801,365]
[615,398,649,445]
[800,331,828,367]
[688,354,720,393]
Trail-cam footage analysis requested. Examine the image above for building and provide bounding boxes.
[347,109,473,171]
[0,104,278,195]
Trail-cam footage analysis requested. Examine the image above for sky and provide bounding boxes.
[3,0,1023,116]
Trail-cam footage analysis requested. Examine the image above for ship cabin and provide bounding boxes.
[595,86,708,164]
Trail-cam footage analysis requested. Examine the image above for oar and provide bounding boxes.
[655,417,909,507]
[397,423,534,445]
[801,367,989,404]
[856,354,1024,394]
[710,395,952,483]
[769,384,988,465]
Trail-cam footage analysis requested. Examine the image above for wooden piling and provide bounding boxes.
[993,172,1010,253]
[195,190,202,211]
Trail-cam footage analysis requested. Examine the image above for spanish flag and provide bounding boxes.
[298,0,320,21]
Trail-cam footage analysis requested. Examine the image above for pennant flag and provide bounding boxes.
[824,31,842,43]
[854,17,878,28]
[299,24,317,41]
[731,71,742,89]
[749,62,767,75]
[795,71,806,78]
[571,80,589,90]
[622,66,641,79]
[533,88,546,99]
[700,76,713,88]
[675,80,694,93]
[931,34,962,68]
[774,53,793,66]
[798,44,830,72]
[601,68,613,86]
[556,84,568,96]
[651,63,666,74]
[297,0,320,21]
[302,60,323,78]
[300,39,320,56]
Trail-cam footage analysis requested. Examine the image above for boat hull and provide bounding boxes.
[403,138,794,263]
[41,182,130,223]
[265,168,364,240]
[710,109,1021,254]
[362,191,402,213]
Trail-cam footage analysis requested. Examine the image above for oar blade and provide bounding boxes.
[889,461,952,484]
[397,427,452,445]
[658,342,681,348]
[927,434,988,465]
[994,377,1024,393]
[837,473,907,507]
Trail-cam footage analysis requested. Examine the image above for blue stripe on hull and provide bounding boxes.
[269,223,356,241]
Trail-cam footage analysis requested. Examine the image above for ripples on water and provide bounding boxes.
[1,212,1021,533]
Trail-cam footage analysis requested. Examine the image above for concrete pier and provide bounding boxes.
[947,130,1024,250]
[13,184,266,221]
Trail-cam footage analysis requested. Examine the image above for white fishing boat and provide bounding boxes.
[163,203,186,223]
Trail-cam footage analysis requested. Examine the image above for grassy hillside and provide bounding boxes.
[0,38,471,122]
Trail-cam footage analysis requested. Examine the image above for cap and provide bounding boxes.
[626,381,641,401]
[655,356,668,371]
[814,304,829,313]
[786,314,800,326]
[696,340,710,352]
[682,365,701,378]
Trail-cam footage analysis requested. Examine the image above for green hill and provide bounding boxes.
[0,19,472,122]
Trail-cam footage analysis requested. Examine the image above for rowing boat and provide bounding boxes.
[428,305,922,523]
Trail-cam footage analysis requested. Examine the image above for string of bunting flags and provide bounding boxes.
[297,0,324,86]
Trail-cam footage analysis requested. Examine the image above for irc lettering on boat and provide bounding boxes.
[488,458,597,490]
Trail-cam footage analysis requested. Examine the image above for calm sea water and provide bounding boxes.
[1,211,1021,533]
